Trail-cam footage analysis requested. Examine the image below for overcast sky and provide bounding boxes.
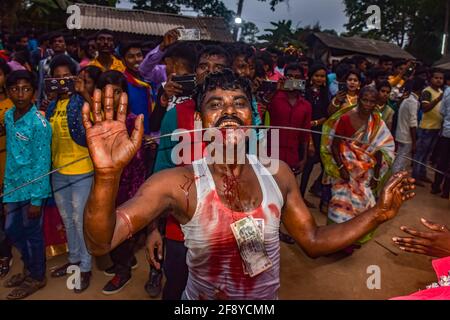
[117,0,348,35]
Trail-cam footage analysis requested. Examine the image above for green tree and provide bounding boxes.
[258,20,295,47]
[239,21,259,43]
[343,0,447,64]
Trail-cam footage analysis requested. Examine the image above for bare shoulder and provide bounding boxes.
[258,157,294,197]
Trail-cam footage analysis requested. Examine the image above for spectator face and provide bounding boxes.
[232,55,255,79]
[196,54,228,85]
[51,36,66,54]
[101,84,123,111]
[395,63,407,76]
[285,68,303,80]
[7,79,34,111]
[52,65,72,78]
[430,72,444,89]
[380,60,393,73]
[17,36,28,48]
[96,33,114,55]
[200,87,252,145]
[378,86,391,104]
[376,74,389,85]
[358,91,378,115]
[80,70,95,96]
[123,47,143,73]
[346,73,360,93]
[311,69,327,87]
[88,39,97,58]
[358,60,368,73]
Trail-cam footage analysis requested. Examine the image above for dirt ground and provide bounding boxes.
[1,169,449,300]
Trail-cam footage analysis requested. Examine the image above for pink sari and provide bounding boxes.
[391,257,450,300]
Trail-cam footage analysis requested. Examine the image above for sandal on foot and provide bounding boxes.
[6,277,46,300]
[4,273,27,288]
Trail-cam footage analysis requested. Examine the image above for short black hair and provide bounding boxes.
[0,58,11,76]
[258,51,274,70]
[195,69,252,112]
[49,32,65,44]
[430,68,445,78]
[197,45,231,68]
[284,63,304,77]
[344,69,362,82]
[230,43,255,63]
[411,76,426,93]
[6,70,37,90]
[97,70,128,93]
[353,55,368,65]
[393,59,407,69]
[96,29,114,39]
[335,63,352,80]
[80,66,102,85]
[376,80,392,91]
[163,42,197,73]
[49,54,77,76]
[119,42,142,58]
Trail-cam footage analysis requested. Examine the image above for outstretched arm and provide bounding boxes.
[82,87,179,255]
[280,164,415,258]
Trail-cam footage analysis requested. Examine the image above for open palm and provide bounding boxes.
[82,86,144,175]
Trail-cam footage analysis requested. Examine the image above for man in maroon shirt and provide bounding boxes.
[268,63,312,243]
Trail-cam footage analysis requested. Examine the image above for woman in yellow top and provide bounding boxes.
[44,55,95,293]
[0,58,13,278]
[328,70,361,116]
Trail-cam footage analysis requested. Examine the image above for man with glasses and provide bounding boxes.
[2,70,52,299]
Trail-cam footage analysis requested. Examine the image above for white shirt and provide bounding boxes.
[395,93,419,144]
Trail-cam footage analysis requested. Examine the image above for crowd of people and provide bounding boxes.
[0,26,447,300]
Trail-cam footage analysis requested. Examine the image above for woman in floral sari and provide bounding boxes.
[321,86,395,253]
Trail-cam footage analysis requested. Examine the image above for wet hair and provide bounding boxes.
[284,63,304,77]
[97,70,128,93]
[80,66,102,85]
[195,69,252,112]
[5,70,37,90]
[119,42,142,58]
[163,42,197,72]
[376,80,392,91]
[197,45,231,68]
[0,58,11,76]
[49,54,77,76]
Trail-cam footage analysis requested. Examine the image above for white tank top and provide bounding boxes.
[181,155,284,300]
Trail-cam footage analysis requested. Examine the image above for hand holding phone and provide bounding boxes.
[177,29,201,41]
[171,74,197,96]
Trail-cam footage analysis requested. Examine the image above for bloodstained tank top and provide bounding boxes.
[181,155,284,300]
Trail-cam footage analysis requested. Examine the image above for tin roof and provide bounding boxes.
[311,32,415,60]
[76,3,233,42]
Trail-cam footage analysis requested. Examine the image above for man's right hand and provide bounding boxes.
[82,86,144,176]
[145,228,164,270]
[160,29,180,51]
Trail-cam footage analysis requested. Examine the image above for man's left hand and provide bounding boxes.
[375,171,415,222]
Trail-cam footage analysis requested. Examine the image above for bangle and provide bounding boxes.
[117,209,134,240]
[332,99,341,108]
[337,163,344,170]
[373,176,381,182]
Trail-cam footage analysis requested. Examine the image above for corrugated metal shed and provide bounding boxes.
[311,32,415,60]
[77,3,233,42]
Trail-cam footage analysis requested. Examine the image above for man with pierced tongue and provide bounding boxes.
[82,70,416,300]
